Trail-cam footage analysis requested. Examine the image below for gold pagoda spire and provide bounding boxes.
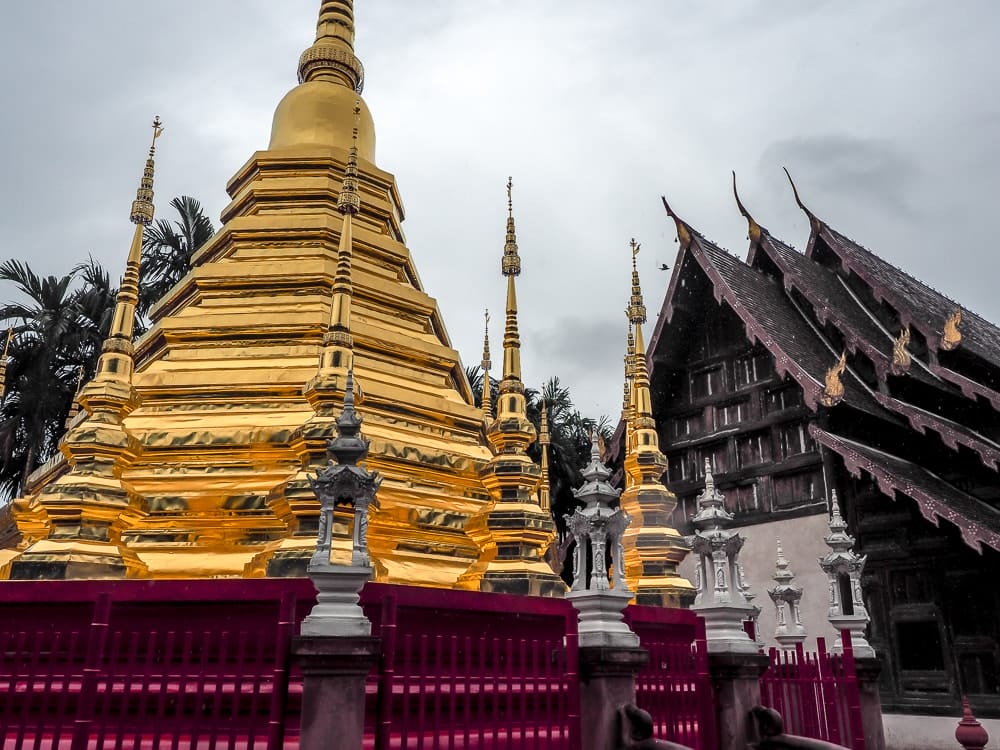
[299,0,363,91]
[480,309,492,423]
[539,399,551,513]
[456,178,562,597]
[311,101,361,396]
[6,120,163,579]
[80,117,162,420]
[619,239,693,607]
[501,177,523,387]
[0,328,13,402]
[621,323,635,477]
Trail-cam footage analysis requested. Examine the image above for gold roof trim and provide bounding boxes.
[942,309,963,351]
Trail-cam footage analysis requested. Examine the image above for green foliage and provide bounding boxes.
[0,196,212,500]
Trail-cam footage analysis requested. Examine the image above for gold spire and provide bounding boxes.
[298,0,364,92]
[480,309,492,422]
[0,328,13,402]
[942,309,963,351]
[314,102,362,384]
[500,177,523,389]
[821,351,847,407]
[627,238,646,325]
[619,238,693,606]
[539,398,550,513]
[80,117,162,419]
[64,366,86,429]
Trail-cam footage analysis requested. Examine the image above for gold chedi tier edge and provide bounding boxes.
[3,120,165,580]
[3,0,497,584]
[619,240,694,606]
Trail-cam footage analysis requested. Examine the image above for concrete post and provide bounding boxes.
[292,636,380,750]
[709,651,770,750]
[854,657,885,750]
[578,646,649,750]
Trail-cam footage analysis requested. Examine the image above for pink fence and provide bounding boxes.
[759,631,865,749]
[625,606,717,750]
[360,584,579,749]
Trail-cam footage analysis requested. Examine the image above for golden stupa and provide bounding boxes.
[0,0,688,599]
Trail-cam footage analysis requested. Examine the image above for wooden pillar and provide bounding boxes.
[292,635,380,750]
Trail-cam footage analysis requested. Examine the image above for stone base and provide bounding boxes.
[694,602,758,653]
[301,563,372,637]
[708,651,770,750]
[579,646,649,750]
[829,614,875,659]
[567,588,639,648]
[292,635,380,750]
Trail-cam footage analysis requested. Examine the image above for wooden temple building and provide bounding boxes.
[641,177,1000,716]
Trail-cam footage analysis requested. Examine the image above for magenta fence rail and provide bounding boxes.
[625,605,717,750]
[360,583,580,750]
[0,579,310,750]
[759,630,866,749]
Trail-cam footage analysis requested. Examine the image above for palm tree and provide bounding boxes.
[0,262,83,495]
[139,196,214,318]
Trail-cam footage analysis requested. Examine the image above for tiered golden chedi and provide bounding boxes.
[2,1,495,583]
[1,1,687,597]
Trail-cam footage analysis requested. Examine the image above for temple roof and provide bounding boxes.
[654,219,891,418]
[811,426,1000,555]
[813,224,1000,365]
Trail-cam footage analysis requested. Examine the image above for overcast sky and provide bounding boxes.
[1,1,998,420]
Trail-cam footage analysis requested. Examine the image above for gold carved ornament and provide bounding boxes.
[821,351,847,407]
[891,326,911,374]
[942,309,962,351]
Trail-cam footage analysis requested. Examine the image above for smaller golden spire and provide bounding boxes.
[81,117,162,417]
[821,351,847,407]
[891,326,911,374]
[64,366,86,429]
[622,323,635,456]
[500,177,524,386]
[942,309,962,351]
[539,398,551,512]
[626,239,646,325]
[317,102,362,378]
[298,0,364,91]
[480,309,492,422]
[0,328,13,402]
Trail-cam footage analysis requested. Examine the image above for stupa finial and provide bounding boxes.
[500,178,524,386]
[481,309,492,422]
[79,117,162,418]
[626,240,656,439]
[299,0,364,92]
[626,239,646,325]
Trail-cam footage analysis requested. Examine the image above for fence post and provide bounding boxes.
[71,592,111,750]
[578,645,649,750]
[267,591,297,750]
[846,628,884,750]
[708,650,769,750]
[373,594,397,750]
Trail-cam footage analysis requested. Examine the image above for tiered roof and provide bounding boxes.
[647,182,1000,555]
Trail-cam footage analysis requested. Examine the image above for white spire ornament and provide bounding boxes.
[768,538,806,649]
[818,491,874,658]
[687,460,757,653]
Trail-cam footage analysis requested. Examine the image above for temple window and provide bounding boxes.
[734,352,773,389]
[772,469,823,508]
[778,422,814,458]
[736,431,771,468]
[690,366,723,400]
[766,385,803,413]
[716,399,748,428]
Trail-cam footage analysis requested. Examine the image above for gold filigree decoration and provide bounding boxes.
[891,326,911,374]
[821,351,846,407]
[942,309,962,351]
